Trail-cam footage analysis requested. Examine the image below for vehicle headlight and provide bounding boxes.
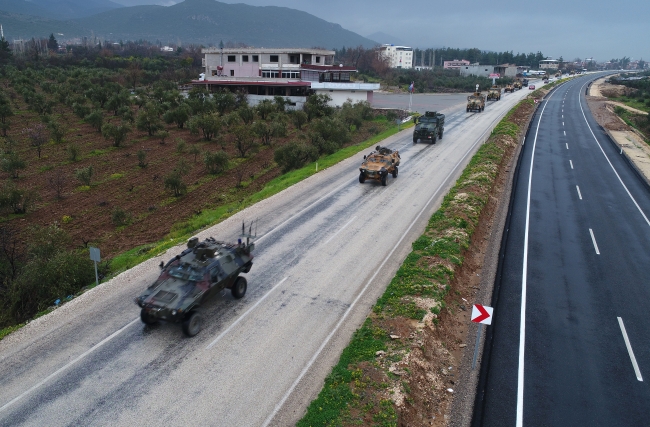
[171,310,177,316]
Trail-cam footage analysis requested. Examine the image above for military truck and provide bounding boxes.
[135,227,255,337]
[413,111,445,144]
[487,85,501,101]
[359,145,400,186]
[504,84,514,93]
[513,80,523,90]
[522,78,529,86]
[466,92,485,113]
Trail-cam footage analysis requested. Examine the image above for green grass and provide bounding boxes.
[297,99,533,427]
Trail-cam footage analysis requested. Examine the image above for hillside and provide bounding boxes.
[0,0,122,20]
[0,0,376,49]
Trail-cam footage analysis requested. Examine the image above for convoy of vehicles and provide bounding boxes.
[413,111,445,143]
[359,145,400,186]
[136,228,255,337]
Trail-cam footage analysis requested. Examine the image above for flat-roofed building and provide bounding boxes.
[379,44,414,69]
[539,59,559,69]
[443,59,470,70]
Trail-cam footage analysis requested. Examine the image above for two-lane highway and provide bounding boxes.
[476,74,650,426]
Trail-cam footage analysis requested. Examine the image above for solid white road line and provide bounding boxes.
[323,216,357,245]
[262,115,495,427]
[576,186,582,200]
[570,160,574,169]
[206,277,288,349]
[577,81,650,227]
[0,318,140,414]
[516,87,555,427]
[617,317,644,381]
[589,228,600,254]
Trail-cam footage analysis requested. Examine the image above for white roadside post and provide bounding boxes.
[471,304,494,369]
[89,247,101,287]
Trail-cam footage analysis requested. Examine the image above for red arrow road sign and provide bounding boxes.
[471,304,493,325]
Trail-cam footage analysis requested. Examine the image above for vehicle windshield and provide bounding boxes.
[419,117,436,123]
[168,263,205,281]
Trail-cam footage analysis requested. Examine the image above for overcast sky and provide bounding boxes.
[114,0,648,62]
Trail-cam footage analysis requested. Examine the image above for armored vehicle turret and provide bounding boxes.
[359,145,400,186]
[135,225,255,337]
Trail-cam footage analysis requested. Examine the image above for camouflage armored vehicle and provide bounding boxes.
[487,85,501,101]
[359,145,400,186]
[135,226,255,337]
[513,80,523,90]
[504,84,514,93]
[466,92,485,113]
[413,111,445,144]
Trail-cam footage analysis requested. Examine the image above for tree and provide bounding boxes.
[84,110,104,132]
[22,124,48,158]
[231,125,257,157]
[203,150,229,174]
[101,122,131,147]
[1,152,26,179]
[164,160,190,196]
[48,169,67,199]
[0,37,12,65]
[74,166,94,186]
[237,105,255,124]
[304,94,333,121]
[163,104,191,128]
[47,34,58,52]
[256,99,275,120]
[136,103,162,136]
[291,110,308,130]
[188,113,221,141]
[0,182,38,214]
[213,90,236,115]
[47,119,67,144]
[0,93,13,136]
[274,141,319,173]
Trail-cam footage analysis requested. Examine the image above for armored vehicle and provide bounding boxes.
[513,81,523,90]
[504,84,514,93]
[522,78,529,86]
[466,92,485,113]
[487,85,501,101]
[413,111,445,144]
[135,226,255,337]
[359,145,400,186]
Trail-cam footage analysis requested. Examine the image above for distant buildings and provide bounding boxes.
[196,48,379,109]
[459,63,493,78]
[443,59,470,70]
[379,44,413,69]
[539,59,559,69]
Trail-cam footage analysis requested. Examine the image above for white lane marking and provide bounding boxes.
[262,115,493,427]
[589,228,600,254]
[576,185,582,200]
[564,130,566,136]
[0,318,140,414]
[517,86,555,427]
[562,115,564,119]
[566,143,569,150]
[206,277,288,349]
[617,317,644,381]
[577,80,650,227]
[563,122,565,126]
[570,160,574,169]
[323,216,357,245]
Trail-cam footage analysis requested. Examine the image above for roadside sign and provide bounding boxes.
[489,73,500,78]
[471,304,493,325]
[89,247,101,262]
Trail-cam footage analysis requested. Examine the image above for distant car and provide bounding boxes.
[529,85,536,90]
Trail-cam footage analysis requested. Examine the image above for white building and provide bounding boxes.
[459,63,494,78]
[379,44,413,69]
[539,59,559,69]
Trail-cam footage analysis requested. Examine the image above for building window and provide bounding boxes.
[252,55,259,62]
[316,57,321,63]
[242,55,249,62]
[262,70,279,78]
[230,70,234,76]
[228,55,236,62]
[270,55,279,63]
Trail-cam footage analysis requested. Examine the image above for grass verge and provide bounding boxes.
[297,97,536,426]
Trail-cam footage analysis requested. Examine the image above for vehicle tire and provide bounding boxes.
[439,131,443,140]
[466,108,469,112]
[359,172,366,183]
[231,276,247,299]
[392,167,398,178]
[432,134,437,144]
[182,311,202,337]
[381,175,387,186]
[140,308,158,325]
[413,137,417,143]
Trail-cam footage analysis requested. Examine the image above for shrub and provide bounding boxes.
[74,166,93,186]
[101,122,131,147]
[1,152,26,179]
[232,125,258,157]
[0,183,38,214]
[67,144,80,162]
[176,138,187,153]
[163,171,186,196]
[111,206,131,226]
[47,119,66,144]
[274,141,319,173]
[137,150,147,168]
[188,113,222,141]
[84,110,104,132]
[203,150,229,174]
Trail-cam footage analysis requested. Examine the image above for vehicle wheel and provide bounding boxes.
[231,276,247,299]
[359,172,366,183]
[140,308,158,325]
[466,108,469,112]
[182,311,202,337]
[413,137,417,143]
[432,135,437,144]
[381,175,387,186]
[392,167,398,178]
[439,131,444,140]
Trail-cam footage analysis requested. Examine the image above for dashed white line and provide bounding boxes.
[563,122,565,126]
[576,185,582,199]
[564,130,566,136]
[566,143,569,150]
[589,228,600,254]
[206,277,288,349]
[570,160,574,169]
[323,216,357,245]
[617,317,643,381]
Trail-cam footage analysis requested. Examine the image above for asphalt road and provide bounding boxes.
[475,74,650,426]
[0,84,536,427]
[372,92,469,115]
